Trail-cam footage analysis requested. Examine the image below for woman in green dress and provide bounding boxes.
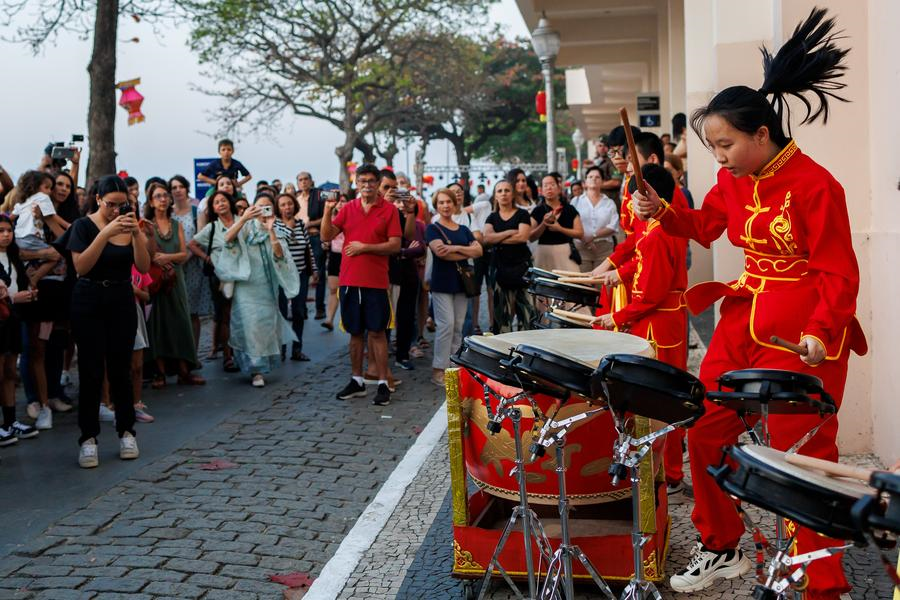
[142,182,204,388]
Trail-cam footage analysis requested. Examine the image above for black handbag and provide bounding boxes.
[202,223,216,277]
[435,224,480,298]
[568,240,582,266]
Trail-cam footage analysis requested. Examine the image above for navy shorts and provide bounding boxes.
[339,286,390,336]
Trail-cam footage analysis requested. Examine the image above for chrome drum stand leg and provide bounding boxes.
[477,407,553,600]
[619,455,662,600]
[540,437,615,600]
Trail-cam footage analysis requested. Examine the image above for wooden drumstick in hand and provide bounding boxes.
[619,107,646,197]
[770,336,809,356]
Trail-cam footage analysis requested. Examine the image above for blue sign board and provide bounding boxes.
[194,158,216,199]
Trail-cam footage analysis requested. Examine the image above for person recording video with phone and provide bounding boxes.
[67,175,150,469]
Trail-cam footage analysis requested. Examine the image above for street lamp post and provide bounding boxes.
[572,128,585,180]
[531,15,561,173]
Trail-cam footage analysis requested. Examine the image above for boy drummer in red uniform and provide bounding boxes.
[632,9,866,598]
[593,164,690,497]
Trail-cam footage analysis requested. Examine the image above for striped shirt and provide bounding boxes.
[275,219,316,273]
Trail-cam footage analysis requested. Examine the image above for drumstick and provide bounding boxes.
[551,269,585,277]
[770,336,809,356]
[619,107,646,196]
[557,276,604,285]
[549,308,597,323]
[784,453,876,482]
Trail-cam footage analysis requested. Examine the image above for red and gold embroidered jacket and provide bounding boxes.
[655,140,867,359]
[611,219,688,355]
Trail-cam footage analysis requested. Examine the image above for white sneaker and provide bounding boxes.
[79,439,99,468]
[251,374,265,388]
[119,432,139,460]
[669,541,752,593]
[49,397,73,413]
[35,406,53,430]
[98,404,116,422]
[26,401,41,420]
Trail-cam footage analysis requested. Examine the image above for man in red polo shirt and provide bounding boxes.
[321,164,402,406]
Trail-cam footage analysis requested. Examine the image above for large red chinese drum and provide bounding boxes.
[454,330,655,505]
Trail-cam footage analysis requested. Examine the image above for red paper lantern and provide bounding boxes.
[116,78,145,125]
[571,158,579,171]
[535,90,547,123]
[422,175,434,185]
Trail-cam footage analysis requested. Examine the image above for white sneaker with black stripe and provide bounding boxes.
[669,540,752,593]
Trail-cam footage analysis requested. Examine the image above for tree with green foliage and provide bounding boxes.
[181,0,489,191]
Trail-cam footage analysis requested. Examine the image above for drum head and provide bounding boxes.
[709,369,835,415]
[713,444,872,542]
[591,354,705,425]
[527,267,559,282]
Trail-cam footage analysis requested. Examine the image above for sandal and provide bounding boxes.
[417,336,430,349]
[151,375,166,390]
[223,358,239,373]
[177,374,206,386]
[321,321,334,331]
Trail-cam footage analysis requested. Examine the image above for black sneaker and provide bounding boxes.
[372,383,391,406]
[336,379,367,400]
[0,427,17,447]
[11,421,39,440]
[394,359,415,371]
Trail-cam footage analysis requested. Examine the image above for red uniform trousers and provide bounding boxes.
[689,295,850,599]
[656,338,687,486]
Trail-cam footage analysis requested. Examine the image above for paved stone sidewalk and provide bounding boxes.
[0,348,444,599]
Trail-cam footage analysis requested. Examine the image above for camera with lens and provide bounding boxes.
[48,135,84,162]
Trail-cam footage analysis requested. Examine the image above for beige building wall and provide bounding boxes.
[682,0,900,460]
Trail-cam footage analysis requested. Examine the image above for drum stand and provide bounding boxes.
[608,414,695,600]
[750,541,853,600]
[475,382,553,600]
[531,409,615,600]
[738,402,834,563]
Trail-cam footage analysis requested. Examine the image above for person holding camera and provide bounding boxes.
[217,195,299,388]
[67,175,150,468]
[321,164,401,406]
[143,182,204,389]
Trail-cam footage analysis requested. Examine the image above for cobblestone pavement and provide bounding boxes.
[0,345,445,599]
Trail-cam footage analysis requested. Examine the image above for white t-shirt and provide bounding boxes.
[0,251,18,296]
[12,192,56,239]
[572,193,619,241]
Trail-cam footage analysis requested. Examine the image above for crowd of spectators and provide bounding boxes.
[0,119,693,466]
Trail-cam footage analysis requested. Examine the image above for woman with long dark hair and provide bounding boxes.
[0,215,39,446]
[67,175,150,468]
[189,190,239,372]
[143,182,204,388]
[483,181,534,333]
[632,11,864,597]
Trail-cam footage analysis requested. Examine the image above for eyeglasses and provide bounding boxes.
[104,200,128,211]
[357,178,377,187]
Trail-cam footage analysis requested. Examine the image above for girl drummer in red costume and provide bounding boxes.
[632,8,866,598]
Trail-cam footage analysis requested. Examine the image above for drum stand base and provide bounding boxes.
[477,403,553,600]
[610,416,692,600]
[752,543,853,600]
[539,438,615,600]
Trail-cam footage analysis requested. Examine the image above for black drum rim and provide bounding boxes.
[513,343,594,398]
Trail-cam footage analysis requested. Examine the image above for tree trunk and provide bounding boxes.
[336,143,354,193]
[413,135,428,196]
[86,0,119,183]
[451,137,471,196]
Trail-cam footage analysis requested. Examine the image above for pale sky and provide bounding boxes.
[1,1,529,192]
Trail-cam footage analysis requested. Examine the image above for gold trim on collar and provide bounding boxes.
[752,140,798,180]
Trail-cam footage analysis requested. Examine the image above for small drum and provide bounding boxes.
[452,335,556,396]
[456,330,655,505]
[528,277,601,309]
[591,354,706,425]
[710,444,873,543]
[536,311,592,330]
[852,471,900,538]
[525,267,559,284]
[708,369,836,415]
